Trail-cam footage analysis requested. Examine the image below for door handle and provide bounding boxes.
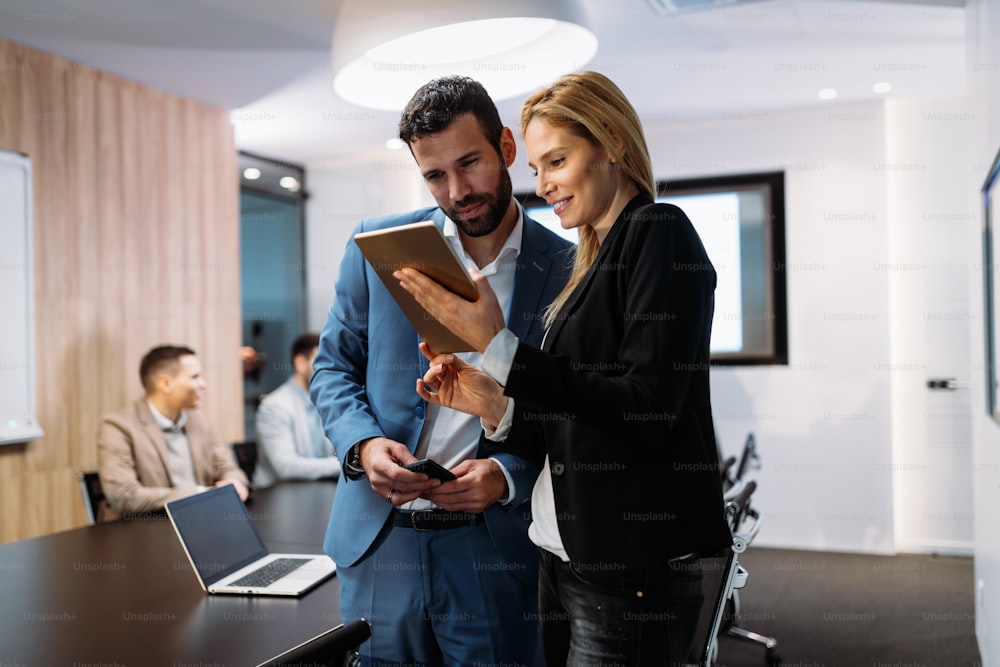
[926,378,960,390]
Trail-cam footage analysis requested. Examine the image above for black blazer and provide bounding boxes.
[502,195,731,568]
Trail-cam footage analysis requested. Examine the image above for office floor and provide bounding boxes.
[715,547,981,667]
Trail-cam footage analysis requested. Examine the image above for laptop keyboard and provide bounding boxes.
[230,557,311,588]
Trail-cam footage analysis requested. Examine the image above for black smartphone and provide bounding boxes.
[402,458,457,482]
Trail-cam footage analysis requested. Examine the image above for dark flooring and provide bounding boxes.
[713,547,982,667]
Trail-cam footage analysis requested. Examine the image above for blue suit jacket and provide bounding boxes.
[311,206,574,572]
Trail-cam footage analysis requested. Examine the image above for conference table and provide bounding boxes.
[0,480,342,666]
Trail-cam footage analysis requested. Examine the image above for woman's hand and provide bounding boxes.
[416,342,508,427]
[394,267,504,353]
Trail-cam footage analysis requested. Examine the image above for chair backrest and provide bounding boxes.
[733,432,759,483]
[685,480,761,667]
[257,619,372,667]
[78,471,105,525]
[725,479,758,534]
[719,455,738,492]
[231,441,258,481]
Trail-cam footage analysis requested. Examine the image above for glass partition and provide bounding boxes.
[239,152,307,440]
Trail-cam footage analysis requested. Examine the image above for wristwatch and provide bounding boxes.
[344,442,366,480]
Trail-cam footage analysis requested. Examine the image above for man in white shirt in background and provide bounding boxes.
[253,333,340,488]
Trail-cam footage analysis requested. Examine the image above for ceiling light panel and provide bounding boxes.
[331,0,598,111]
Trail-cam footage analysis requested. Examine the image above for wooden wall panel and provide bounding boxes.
[0,38,242,543]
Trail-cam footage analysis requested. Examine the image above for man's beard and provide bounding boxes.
[445,169,513,238]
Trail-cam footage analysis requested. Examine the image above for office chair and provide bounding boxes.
[720,454,738,490]
[733,432,761,484]
[687,480,779,666]
[257,619,372,667]
[718,432,781,665]
[722,432,761,492]
[231,441,258,481]
[77,471,106,525]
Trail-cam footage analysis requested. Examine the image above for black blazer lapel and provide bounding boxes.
[542,195,647,352]
[542,241,608,352]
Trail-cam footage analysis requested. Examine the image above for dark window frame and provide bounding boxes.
[517,170,788,366]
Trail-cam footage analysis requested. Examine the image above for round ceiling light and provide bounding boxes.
[332,17,598,111]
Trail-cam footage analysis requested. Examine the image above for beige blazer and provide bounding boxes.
[96,398,247,521]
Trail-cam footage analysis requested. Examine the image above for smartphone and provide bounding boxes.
[402,458,457,482]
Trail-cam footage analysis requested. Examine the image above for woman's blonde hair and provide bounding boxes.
[520,71,655,327]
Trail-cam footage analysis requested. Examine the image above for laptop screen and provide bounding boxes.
[167,485,269,585]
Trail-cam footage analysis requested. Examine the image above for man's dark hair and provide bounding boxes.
[291,333,320,363]
[139,345,196,393]
[398,76,504,154]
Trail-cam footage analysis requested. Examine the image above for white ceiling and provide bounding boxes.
[0,0,967,168]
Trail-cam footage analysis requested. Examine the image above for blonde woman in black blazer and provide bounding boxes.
[396,71,731,666]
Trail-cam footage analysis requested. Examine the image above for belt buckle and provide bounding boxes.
[410,509,436,532]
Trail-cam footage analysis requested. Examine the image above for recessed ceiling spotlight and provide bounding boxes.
[873,82,892,94]
[279,176,301,192]
[818,88,838,100]
[243,167,262,180]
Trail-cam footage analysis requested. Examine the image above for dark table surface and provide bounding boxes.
[0,480,340,667]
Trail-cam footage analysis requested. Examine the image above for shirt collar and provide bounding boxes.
[443,201,523,271]
[148,400,188,433]
[290,377,316,406]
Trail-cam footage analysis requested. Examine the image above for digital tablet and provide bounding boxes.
[354,221,479,353]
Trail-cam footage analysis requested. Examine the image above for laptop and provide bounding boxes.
[165,484,336,596]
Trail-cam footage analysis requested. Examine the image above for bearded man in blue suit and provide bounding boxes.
[310,76,574,667]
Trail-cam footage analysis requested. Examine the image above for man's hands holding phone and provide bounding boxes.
[359,437,508,513]
[358,437,440,507]
[402,458,457,481]
[418,458,508,513]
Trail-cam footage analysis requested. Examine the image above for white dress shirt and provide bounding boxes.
[147,401,198,489]
[402,209,524,510]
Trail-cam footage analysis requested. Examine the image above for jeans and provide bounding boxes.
[538,549,704,667]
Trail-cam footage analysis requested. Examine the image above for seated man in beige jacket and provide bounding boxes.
[97,345,249,521]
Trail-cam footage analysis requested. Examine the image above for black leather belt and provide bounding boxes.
[391,509,483,531]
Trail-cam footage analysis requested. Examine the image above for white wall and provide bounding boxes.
[968,0,1000,662]
[305,153,433,330]
[639,104,897,554]
[884,94,976,555]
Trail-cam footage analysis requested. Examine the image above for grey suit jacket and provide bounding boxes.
[96,398,247,521]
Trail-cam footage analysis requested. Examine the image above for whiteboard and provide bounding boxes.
[0,149,44,444]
